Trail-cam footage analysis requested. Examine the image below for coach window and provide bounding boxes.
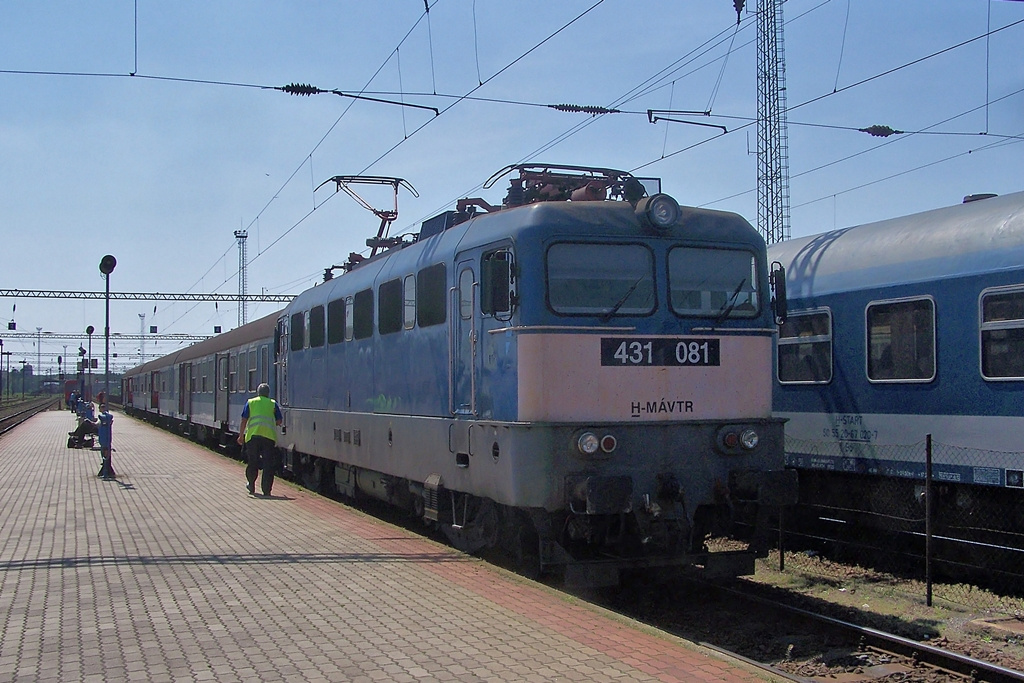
[669,247,758,318]
[403,275,416,329]
[981,286,1024,380]
[353,289,374,340]
[417,263,447,327]
[327,298,345,344]
[248,349,258,391]
[309,305,325,348]
[290,312,305,351]
[378,278,403,335]
[229,354,238,392]
[867,297,935,382]
[260,346,269,385]
[547,243,655,316]
[778,309,832,383]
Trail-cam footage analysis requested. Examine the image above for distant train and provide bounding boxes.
[125,163,795,586]
[770,191,1024,545]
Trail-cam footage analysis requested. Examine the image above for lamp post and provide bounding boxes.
[99,255,116,403]
[19,359,27,398]
[2,351,11,400]
[98,255,117,480]
[86,326,94,401]
[36,327,42,387]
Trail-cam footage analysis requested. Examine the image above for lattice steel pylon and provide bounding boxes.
[234,230,248,327]
[756,0,791,245]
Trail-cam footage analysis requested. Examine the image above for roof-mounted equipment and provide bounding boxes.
[482,164,654,208]
[316,175,419,257]
[635,193,681,232]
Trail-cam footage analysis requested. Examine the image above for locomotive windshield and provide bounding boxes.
[547,243,655,316]
[668,247,759,318]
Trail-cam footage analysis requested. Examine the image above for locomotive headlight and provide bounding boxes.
[577,432,600,456]
[740,429,759,450]
[636,193,681,231]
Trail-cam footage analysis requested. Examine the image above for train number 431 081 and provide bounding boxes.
[601,338,721,367]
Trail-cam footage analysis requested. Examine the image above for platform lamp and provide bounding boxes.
[99,254,116,404]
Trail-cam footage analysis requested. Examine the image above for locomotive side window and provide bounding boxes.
[981,286,1024,380]
[378,278,403,335]
[547,243,655,316]
[344,297,354,341]
[866,297,935,382]
[459,268,475,320]
[417,263,447,327]
[403,275,416,330]
[327,298,345,344]
[481,249,514,316]
[353,289,374,340]
[309,305,325,348]
[290,312,305,351]
[668,247,758,318]
[778,309,832,384]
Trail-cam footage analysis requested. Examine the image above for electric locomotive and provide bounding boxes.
[277,164,794,586]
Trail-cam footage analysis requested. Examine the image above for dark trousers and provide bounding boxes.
[70,420,98,438]
[244,436,281,495]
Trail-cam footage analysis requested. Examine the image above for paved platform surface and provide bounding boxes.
[0,408,785,683]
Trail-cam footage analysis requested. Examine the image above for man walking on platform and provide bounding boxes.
[237,383,283,497]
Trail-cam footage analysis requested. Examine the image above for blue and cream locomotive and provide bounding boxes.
[126,164,794,585]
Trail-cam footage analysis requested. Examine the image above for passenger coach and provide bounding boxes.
[770,190,1024,543]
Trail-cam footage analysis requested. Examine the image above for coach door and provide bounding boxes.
[215,353,229,423]
[451,259,478,416]
[276,316,289,406]
[178,363,192,419]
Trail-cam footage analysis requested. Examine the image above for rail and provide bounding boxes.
[0,397,61,436]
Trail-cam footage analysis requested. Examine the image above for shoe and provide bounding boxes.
[262,491,272,498]
[246,483,255,495]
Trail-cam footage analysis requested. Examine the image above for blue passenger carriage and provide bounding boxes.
[123,311,279,443]
[770,191,1024,542]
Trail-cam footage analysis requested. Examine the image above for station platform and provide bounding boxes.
[0,408,784,683]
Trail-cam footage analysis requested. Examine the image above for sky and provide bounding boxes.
[1,0,1022,377]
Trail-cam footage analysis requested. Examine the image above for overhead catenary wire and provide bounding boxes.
[630,18,1024,194]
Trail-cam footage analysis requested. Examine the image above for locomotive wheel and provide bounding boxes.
[301,457,326,493]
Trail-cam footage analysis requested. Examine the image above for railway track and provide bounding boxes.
[0,397,60,436]
[583,575,1024,683]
